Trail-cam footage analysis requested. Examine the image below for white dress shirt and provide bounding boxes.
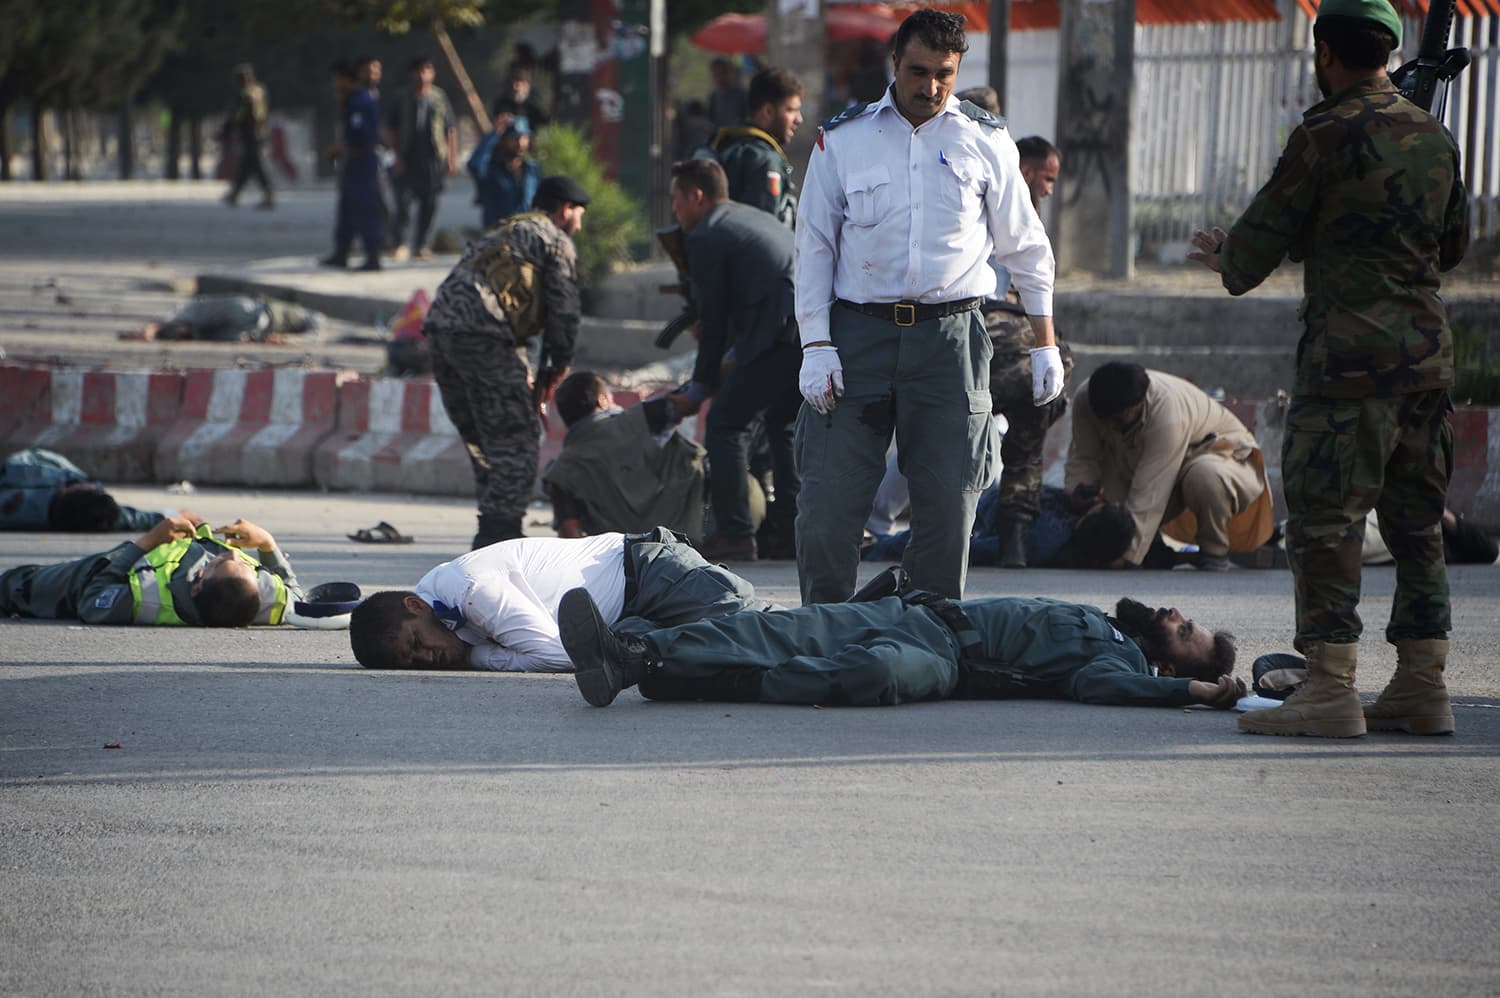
[794,89,1055,347]
[413,533,629,672]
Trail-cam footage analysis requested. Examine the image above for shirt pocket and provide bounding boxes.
[939,154,984,213]
[843,167,893,227]
[1045,603,1118,644]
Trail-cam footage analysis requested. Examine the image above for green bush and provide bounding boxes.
[534,124,647,299]
[1452,319,1500,405]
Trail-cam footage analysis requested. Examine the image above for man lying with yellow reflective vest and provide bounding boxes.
[0,512,301,627]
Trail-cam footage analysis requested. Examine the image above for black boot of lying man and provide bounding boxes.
[559,587,656,706]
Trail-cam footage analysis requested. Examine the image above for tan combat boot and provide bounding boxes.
[1365,638,1455,735]
[1239,641,1366,737]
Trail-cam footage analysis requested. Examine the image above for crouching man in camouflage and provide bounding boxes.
[1189,0,1469,737]
[424,174,590,550]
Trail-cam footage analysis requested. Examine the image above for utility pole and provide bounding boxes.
[988,0,1011,111]
[1053,0,1135,278]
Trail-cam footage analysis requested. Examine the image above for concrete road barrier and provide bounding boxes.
[313,377,472,495]
[1,364,184,482]
[154,368,348,486]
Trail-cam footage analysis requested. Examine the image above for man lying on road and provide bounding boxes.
[1,513,301,627]
[559,587,1245,710]
[348,528,774,671]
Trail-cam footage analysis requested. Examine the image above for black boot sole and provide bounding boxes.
[559,588,622,707]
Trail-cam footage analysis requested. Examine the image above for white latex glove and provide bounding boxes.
[799,345,845,415]
[1030,345,1064,405]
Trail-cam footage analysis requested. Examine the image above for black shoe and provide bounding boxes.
[357,257,383,272]
[471,514,523,551]
[318,253,348,269]
[559,588,653,707]
[1000,520,1029,568]
[848,565,908,603]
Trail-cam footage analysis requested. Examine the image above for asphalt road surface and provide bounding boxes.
[3,486,1498,995]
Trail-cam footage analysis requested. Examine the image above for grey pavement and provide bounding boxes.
[3,486,1499,996]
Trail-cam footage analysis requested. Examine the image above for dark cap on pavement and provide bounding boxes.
[1315,0,1402,45]
[535,175,592,208]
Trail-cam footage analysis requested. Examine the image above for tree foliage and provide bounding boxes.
[534,123,646,293]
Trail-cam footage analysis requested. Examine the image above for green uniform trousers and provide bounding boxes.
[639,597,961,706]
[1282,389,1453,648]
[795,305,994,604]
[0,544,136,624]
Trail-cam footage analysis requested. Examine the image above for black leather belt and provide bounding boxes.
[835,297,983,327]
[622,532,653,609]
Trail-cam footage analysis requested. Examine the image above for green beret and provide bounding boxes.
[1316,0,1402,46]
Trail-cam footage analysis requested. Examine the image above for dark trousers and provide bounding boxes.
[428,330,539,522]
[334,156,384,260]
[392,163,441,252]
[228,139,272,200]
[705,341,802,541]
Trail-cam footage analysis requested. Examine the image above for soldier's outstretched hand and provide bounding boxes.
[1187,226,1230,273]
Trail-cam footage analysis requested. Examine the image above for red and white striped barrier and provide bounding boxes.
[1,364,184,482]
[154,368,347,486]
[1449,407,1500,528]
[313,377,472,495]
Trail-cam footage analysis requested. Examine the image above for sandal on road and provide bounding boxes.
[347,521,415,544]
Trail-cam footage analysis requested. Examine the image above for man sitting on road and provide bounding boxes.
[1,448,165,533]
[1066,363,1274,571]
[558,586,1244,710]
[1,513,301,627]
[542,371,707,543]
[348,529,774,672]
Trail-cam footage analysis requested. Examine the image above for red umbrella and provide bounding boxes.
[691,13,768,55]
[692,7,905,54]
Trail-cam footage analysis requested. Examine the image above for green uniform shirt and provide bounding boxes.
[1220,76,1469,398]
[712,127,797,229]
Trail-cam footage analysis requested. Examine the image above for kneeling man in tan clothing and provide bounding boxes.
[1065,363,1273,571]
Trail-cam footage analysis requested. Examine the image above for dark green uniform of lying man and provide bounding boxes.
[558,589,1244,709]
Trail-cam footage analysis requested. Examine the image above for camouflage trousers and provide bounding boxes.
[986,311,1073,523]
[428,328,540,521]
[1282,389,1453,649]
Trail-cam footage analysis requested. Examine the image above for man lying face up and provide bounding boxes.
[559,587,1244,711]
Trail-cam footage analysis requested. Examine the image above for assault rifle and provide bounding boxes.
[654,225,697,350]
[1390,0,1469,115]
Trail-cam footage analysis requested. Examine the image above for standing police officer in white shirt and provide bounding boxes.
[794,9,1063,604]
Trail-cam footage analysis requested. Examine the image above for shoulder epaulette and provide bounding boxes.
[820,101,872,132]
[957,100,1007,129]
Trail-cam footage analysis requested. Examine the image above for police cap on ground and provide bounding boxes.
[1315,0,1402,45]
[535,175,592,208]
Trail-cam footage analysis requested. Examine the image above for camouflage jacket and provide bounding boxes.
[424,213,581,368]
[1220,76,1468,398]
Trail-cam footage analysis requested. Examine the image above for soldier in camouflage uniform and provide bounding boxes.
[984,134,1072,567]
[424,175,590,550]
[1189,0,1469,738]
[223,63,273,209]
[709,67,803,229]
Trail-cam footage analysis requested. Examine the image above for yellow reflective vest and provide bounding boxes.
[127,524,289,626]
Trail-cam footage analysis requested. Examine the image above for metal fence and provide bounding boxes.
[1131,3,1499,263]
